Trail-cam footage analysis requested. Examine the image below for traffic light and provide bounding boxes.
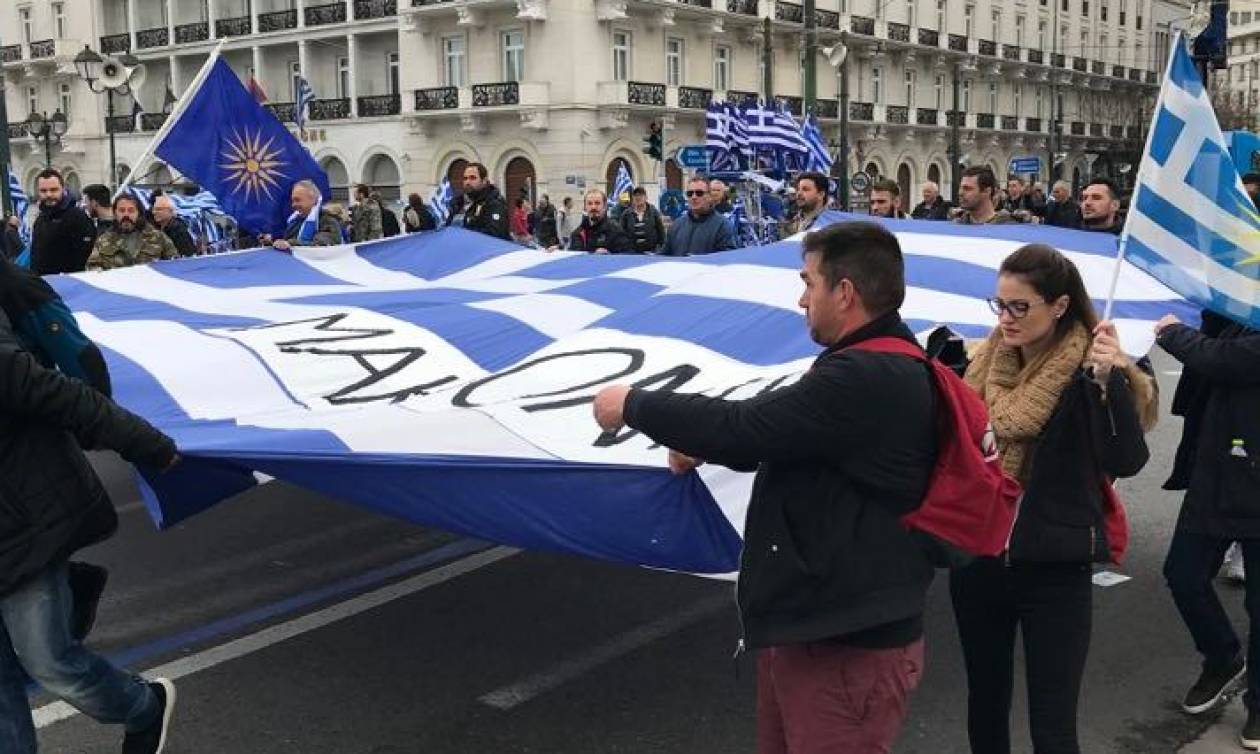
[643,121,663,161]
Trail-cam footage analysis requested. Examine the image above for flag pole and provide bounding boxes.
[114,40,227,199]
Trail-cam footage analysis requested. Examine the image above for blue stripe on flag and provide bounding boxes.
[1148,108,1185,166]
[151,250,349,290]
[383,304,553,372]
[1135,188,1260,271]
[356,229,521,280]
[48,276,266,329]
[1183,139,1260,229]
[1168,38,1204,98]
[548,278,666,310]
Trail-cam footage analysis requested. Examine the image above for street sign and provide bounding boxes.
[676,145,709,169]
[850,171,871,194]
[1009,156,1041,174]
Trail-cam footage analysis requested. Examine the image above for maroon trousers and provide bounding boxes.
[756,638,925,754]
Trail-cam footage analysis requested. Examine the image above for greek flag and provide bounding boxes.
[286,198,323,244]
[295,75,315,130]
[611,162,635,203]
[6,170,31,247]
[801,116,833,174]
[1122,31,1260,328]
[726,102,752,167]
[49,217,1196,575]
[705,102,736,172]
[126,187,229,250]
[427,177,453,225]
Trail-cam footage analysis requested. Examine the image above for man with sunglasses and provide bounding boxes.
[662,177,738,256]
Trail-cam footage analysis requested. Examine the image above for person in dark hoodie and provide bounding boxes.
[1079,179,1124,235]
[30,168,95,275]
[593,221,937,753]
[446,162,510,240]
[662,177,738,256]
[566,189,633,253]
[619,187,665,253]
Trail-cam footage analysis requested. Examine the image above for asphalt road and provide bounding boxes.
[33,350,1252,753]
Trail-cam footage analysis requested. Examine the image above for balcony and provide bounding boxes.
[627,81,666,106]
[850,15,875,35]
[305,2,347,25]
[1001,115,1017,130]
[948,34,968,52]
[1128,68,1141,82]
[136,27,169,48]
[775,95,803,116]
[1089,122,1103,137]
[678,86,711,110]
[977,113,995,129]
[816,9,839,29]
[814,98,838,118]
[1027,49,1043,64]
[1070,121,1085,135]
[678,0,711,6]
[946,110,965,126]
[29,39,55,59]
[1146,71,1157,84]
[0,44,20,63]
[1072,57,1086,72]
[357,93,400,116]
[917,28,939,47]
[916,107,938,126]
[473,82,519,107]
[1024,117,1042,132]
[1091,60,1105,75]
[99,34,130,54]
[259,9,298,31]
[726,0,758,15]
[175,21,209,43]
[415,86,458,110]
[1127,125,1141,140]
[265,102,297,121]
[310,97,351,120]
[1109,125,1124,139]
[849,101,873,121]
[106,115,136,133]
[141,112,168,131]
[887,22,910,42]
[1051,53,1066,68]
[775,1,803,23]
[1003,44,1020,61]
[215,16,252,37]
[1111,64,1125,78]
[978,39,996,56]
[354,0,397,19]
[7,124,28,139]
[882,104,906,124]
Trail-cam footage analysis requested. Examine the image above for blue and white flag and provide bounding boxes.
[611,162,635,203]
[49,218,1196,575]
[286,198,324,244]
[1122,31,1260,328]
[6,170,31,248]
[705,102,735,172]
[427,177,453,225]
[126,187,230,251]
[295,75,315,130]
[801,116,833,174]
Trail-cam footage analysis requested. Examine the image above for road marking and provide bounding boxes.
[479,593,730,711]
[33,545,519,729]
[1163,370,1183,377]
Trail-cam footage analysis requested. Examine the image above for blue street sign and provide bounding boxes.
[1009,156,1041,174]
[676,145,709,169]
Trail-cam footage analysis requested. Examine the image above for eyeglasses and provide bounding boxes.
[986,297,1044,319]
[685,190,707,197]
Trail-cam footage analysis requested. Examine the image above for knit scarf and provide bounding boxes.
[964,322,1091,484]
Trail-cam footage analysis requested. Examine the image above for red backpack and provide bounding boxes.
[847,337,1021,566]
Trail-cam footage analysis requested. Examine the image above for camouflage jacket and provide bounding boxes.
[86,225,178,271]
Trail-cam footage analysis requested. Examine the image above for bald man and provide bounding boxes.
[150,195,198,256]
[910,181,953,221]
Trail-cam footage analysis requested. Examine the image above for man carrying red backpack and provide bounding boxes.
[593,222,947,753]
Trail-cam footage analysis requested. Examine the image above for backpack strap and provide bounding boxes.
[844,336,927,362]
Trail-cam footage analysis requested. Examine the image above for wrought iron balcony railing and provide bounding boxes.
[978,39,996,56]
[678,86,712,110]
[0,44,21,62]
[175,21,209,43]
[977,112,995,129]
[309,97,351,120]
[1027,49,1043,64]
[815,9,839,29]
[628,82,666,106]
[215,16,252,37]
[775,95,803,116]
[916,107,938,125]
[849,101,873,120]
[29,39,56,58]
[259,9,298,31]
[357,93,400,116]
[415,87,459,110]
[136,27,169,48]
[265,102,296,122]
[472,82,519,107]
[726,0,758,15]
[948,34,968,52]
[886,105,908,124]
[305,2,347,26]
[141,112,168,131]
[775,1,803,23]
[887,22,910,42]
[850,15,875,35]
[917,28,939,47]
[99,34,129,54]
[106,115,136,133]
[354,0,397,19]
[1001,115,1018,131]
[1003,44,1020,61]
[814,98,838,118]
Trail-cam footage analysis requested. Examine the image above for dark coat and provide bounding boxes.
[661,210,738,256]
[1044,198,1083,229]
[910,198,953,221]
[568,215,634,253]
[403,204,437,233]
[160,216,198,256]
[1,225,22,260]
[0,308,174,597]
[619,205,666,253]
[623,312,938,649]
[31,195,96,275]
[536,203,560,248]
[1160,319,1260,538]
[447,185,510,241]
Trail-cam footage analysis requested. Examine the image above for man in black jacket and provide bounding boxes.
[910,181,953,220]
[151,195,198,256]
[568,189,633,253]
[1043,180,1083,229]
[593,221,936,752]
[447,162,510,241]
[1158,311,1260,746]
[31,168,95,275]
[0,308,180,754]
[619,187,665,253]
[1079,179,1124,235]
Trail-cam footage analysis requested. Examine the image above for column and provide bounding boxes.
[250,0,260,34]
[127,0,139,51]
[347,33,359,116]
[170,55,183,95]
[166,0,175,44]
[208,0,218,39]
[298,38,309,84]
[297,0,306,28]
[252,45,264,96]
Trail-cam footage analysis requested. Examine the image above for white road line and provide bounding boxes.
[479,593,730,711]
[1163,370,1183,377]
[33,546,519,729]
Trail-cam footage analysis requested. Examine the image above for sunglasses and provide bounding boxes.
[986,297,1045,319]
[685,190,707,197]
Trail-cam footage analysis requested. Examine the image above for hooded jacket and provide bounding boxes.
[31,192,96,275]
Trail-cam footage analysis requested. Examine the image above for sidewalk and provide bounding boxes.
[1181,700,1247,753]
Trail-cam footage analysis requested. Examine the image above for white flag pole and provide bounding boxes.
[114,40,226,200]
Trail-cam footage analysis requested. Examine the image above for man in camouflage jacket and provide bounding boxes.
[86,195,177,272]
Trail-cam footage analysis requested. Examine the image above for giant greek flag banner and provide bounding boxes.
[51,218,1196,574]
[1123,31,1260,328]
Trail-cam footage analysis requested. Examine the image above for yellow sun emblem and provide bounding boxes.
[1235,199,1260,268]
[219,127,289,203]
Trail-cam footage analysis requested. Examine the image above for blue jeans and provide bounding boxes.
[0,561,157,753]
[1164,530,1260,711]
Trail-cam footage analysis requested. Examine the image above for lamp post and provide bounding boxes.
[25,111,68,168]
[73,45,142,191]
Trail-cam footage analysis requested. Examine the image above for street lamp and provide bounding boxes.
[26,110,67,168]
[73,45,143,190]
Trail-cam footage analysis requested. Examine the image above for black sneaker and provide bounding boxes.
[122,679,176,754]
[67,562,109,641]
[1183,655,1246,714]
[1242,710,1260,751]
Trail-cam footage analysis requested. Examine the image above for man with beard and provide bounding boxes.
[868,179,908,219]
[1079,178,1124,235]
[782,172,830,236]
[951,166,1020,225]
[150,195,197,257]
[86,195,177,271]
[82,184,115,236]
[446,162,510,240]
[30,169,96,275]
[566,189,633,253]
[662,177,739,255]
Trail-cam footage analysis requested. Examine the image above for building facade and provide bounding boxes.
[1221,7,1260,122]
[2,0,1185,209]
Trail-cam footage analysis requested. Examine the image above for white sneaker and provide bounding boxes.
[1225,544,1247,584]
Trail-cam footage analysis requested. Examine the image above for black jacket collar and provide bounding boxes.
[821,310,918,359]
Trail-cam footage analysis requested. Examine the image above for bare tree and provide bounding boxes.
[1212,87,1260,132]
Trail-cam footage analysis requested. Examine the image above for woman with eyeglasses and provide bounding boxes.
[952,243,1158,754]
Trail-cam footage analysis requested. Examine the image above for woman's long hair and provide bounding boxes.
[998,243,1098,376]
